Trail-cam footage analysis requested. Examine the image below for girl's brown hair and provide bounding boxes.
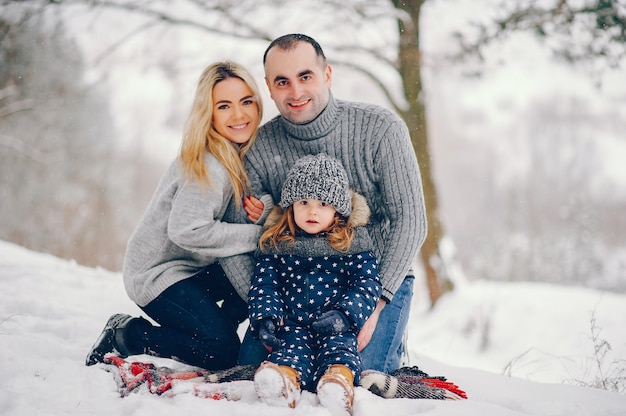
[179,61,263,204]
[260,206,355,253]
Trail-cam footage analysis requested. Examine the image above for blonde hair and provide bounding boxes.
[180,61,263,204]
[260,206,355,253]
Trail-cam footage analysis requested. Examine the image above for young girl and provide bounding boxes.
[86,61,268,370]
[248,153,382,414]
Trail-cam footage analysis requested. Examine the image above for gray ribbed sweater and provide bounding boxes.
[122,152,262,307]
[245,94,427,301]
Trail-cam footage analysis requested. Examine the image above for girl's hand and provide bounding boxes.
[243,196,264,223]
[258,318,281,351]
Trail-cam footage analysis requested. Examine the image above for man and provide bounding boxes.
[242,33,427,373]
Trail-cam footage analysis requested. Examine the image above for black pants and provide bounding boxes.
[137,263,247,370]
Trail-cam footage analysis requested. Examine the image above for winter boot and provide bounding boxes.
[317,364,355,416]
[85,313,148,366]
[254,361,301,408]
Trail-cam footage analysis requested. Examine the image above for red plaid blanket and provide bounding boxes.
[103,355,245,399]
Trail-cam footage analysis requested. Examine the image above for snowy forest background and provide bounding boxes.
[1,0,625,296]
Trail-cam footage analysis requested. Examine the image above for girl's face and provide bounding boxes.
[212,77,260,144]
[293,198,336,235]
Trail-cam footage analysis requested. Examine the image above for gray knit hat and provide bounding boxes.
[279,154,352,216]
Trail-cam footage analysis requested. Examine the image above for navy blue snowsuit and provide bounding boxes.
[248,226,382,391]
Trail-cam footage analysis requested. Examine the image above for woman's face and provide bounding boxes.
[212,77,260,144]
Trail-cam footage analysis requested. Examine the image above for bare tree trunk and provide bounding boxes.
[393,0,450,306]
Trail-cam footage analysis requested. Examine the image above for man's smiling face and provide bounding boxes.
[264,41,332,124]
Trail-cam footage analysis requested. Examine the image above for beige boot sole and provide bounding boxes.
[254,361,301,408]
[317,365,354,416]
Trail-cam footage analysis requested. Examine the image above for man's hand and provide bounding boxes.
[243,196,264,223]
[357,299,386,351]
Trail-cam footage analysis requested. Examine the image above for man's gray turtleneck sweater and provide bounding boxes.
[245,95,427,302]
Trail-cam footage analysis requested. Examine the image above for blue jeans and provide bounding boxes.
[238,276,415,374]
[138,263,247,370]
[359,276,414,373]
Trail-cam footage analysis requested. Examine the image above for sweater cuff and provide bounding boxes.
[382,288,394,303]
[256,194,275,225]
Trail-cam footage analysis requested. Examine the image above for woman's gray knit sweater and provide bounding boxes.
[245,94,427,302]
[122,152,262,307]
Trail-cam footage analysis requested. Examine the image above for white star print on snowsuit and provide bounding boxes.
[248,227,381,391]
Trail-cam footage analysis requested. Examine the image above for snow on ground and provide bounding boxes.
[1,240,625,416]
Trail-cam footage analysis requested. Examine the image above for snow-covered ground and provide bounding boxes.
[1,240,624,415]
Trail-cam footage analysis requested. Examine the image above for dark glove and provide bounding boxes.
[312,310,350,335]
[257,318,281,350]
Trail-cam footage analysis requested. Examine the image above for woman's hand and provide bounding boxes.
[243,196,264,223]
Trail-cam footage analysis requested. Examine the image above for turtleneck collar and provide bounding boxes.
[278,93,339,141]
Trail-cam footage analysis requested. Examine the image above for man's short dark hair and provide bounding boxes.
[263,33,327,66]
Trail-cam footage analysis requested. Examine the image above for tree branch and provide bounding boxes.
[332,44,398,70]
[0,99,35,120]
[451,0,626,68]
[0,134,67,164]
[332,59,404,114]
[87,0,273,41]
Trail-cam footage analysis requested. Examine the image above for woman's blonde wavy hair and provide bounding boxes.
[180,61,263,204]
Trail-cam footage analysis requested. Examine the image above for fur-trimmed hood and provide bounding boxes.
[259,190,374,258]
[264,190,370,230]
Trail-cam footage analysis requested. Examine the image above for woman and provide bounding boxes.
[86,61,268,370]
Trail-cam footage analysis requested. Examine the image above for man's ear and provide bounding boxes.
[264,77,274,100]
[325,64,332,89]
